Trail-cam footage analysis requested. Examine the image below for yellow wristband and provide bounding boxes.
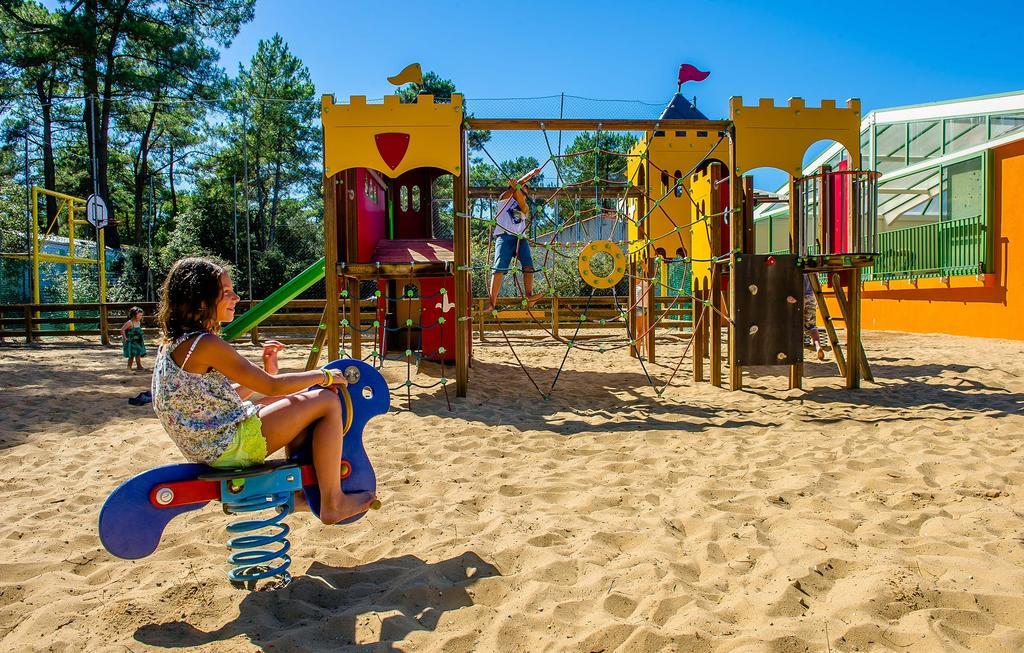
[320,367,333,387]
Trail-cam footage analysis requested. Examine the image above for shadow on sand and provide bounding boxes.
[134,551,500,652]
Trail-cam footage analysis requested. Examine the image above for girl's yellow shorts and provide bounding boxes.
[211,415,267,469]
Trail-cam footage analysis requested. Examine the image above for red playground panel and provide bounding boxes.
[420,276,457,363]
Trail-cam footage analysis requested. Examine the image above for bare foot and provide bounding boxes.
[816,348,826,361]
[482,304,495,313]
[318,491,376,525]
[526,293,543,307]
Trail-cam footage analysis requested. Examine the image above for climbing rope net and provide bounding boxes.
[330,124,737,406]
[457,124,737,400]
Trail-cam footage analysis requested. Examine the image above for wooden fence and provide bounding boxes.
[0,296,693,345]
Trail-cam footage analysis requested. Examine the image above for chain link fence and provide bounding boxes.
[2,93,677,314]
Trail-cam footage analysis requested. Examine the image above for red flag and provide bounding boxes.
[677,64,710,87]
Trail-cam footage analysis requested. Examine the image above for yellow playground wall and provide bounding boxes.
[844,139,1024,340]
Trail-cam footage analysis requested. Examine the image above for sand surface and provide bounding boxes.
[1,331,1023,652]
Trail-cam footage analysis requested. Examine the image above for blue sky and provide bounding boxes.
[214,0,1022,188]
[220,0,1023,118]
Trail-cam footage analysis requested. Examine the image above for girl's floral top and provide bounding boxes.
[151,332,258,464]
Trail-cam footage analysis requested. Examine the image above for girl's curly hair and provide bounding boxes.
[156,257,227,342]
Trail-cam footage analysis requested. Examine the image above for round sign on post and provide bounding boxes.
[86,194,109,229]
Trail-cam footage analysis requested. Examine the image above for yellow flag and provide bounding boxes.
[387,63,423,86]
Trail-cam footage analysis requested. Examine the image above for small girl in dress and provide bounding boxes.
[120,306,147,370]
[151,257,374,524]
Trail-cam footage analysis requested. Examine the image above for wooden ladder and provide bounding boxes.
[808,274,873,382]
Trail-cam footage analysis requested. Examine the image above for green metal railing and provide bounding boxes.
[865,215,986,280]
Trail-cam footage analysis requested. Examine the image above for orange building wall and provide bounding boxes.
[847,139,1023,340]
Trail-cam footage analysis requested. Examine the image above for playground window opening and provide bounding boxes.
[673,170,683,197]
[400,185,409,212]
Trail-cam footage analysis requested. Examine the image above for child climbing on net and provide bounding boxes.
[151,256,375,525]
[484,167,544,313]
[120,306,147,371]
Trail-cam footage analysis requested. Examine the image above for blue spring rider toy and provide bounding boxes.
[98,359,388,588]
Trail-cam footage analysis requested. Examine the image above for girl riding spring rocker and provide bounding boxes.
[151,257,375,524]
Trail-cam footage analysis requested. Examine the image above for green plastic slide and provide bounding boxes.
[222,257,326,341]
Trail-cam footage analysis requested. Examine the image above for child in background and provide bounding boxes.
[804,277,826,361]
[151,257,374,524]
[120,306,147,370]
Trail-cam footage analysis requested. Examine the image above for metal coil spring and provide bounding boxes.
[223,490,294,587]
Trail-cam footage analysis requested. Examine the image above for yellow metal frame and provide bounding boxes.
[23,187,105,326]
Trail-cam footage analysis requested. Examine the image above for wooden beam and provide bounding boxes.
[465,118,731,132]
[306,306,329,371]
[339,262,454,278]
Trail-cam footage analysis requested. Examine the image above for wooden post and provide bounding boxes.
[693,285,705,383]
[24,305,33,344]
[627,259,637,358]
[727,128,743,391]
[251,310,260,345]
[645,258,656,363]
[551,295,559,341]
[710,272,722,388]
[787,175,802,390]
[349,278,362,360]
[323,171,340,361]
[99,303,109,346]
[454,129,470,397]
[709,168,725,388]
[846,169,862,389]
[477,298,486,342]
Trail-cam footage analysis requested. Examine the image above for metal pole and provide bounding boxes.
[243,108,254,302]
[557,92,564,242]
[232,174,238,264]
[89,96,99,198]
[24,132,31,301]
[89,96,104,306]
[147,175,155,300]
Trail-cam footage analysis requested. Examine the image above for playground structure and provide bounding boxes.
[213,65,880,399]
[0,186,107,333]
[624,93,877,389]
[99,358,387,588]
